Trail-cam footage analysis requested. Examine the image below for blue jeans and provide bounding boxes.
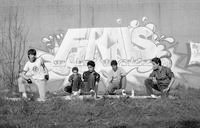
[145,79,169,97]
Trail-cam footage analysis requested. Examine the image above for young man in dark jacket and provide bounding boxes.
[83,61,100,98]
[64,67,83,95]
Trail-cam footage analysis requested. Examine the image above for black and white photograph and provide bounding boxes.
[0,0,200,127]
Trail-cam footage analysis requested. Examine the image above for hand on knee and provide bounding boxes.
[145,79,152,86]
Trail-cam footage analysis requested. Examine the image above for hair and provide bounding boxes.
[28,49,37,56]
[111,60,118,66]
[87,61,95,67]
[151,57,161,66]
[72,67,78,72]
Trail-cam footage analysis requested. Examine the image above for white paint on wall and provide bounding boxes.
[37,18,190,92]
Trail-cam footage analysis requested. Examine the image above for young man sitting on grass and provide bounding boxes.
[18,49,49,102]
[145,57,175,98]
[107,60,127,95]
[64,67,83,96]
[82,61,100,98]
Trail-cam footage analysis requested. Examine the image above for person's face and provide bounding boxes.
[152,61,159,70]
[73,70,78,75]
[28,54,36,62]
[111,65,117,71]
[88,65,94,72]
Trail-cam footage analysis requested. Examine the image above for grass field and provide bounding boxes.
[0,86,200,128]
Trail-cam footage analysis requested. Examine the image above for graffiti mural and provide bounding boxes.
[36,17,191,92]
[41,33,64,55]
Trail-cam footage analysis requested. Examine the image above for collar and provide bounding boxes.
[89,70,95,73]
[113,67,118,72]
[156,66,163,72]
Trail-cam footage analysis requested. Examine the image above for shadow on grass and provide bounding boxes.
[169,120,200,128]
[0,123,20,128]
[109,124,131,128]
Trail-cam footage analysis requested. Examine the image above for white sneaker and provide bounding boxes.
[90,90,95,97]
[37,98,46,102]
[122,89,126,96]
[78,89,81,95]
[72,91,79,96]
[151,94,159,98]
[22,93,27,98]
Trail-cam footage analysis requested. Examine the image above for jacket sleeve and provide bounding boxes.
[95,72,100,83]
[149,71,155,78]
[166,68,174,79]
[82,72,86,81]
[68,75,73,83]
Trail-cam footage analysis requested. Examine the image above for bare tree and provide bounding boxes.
[0,8,28,93]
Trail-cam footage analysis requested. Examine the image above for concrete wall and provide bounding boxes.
[1,0,200,91]
[0,0,200,49]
